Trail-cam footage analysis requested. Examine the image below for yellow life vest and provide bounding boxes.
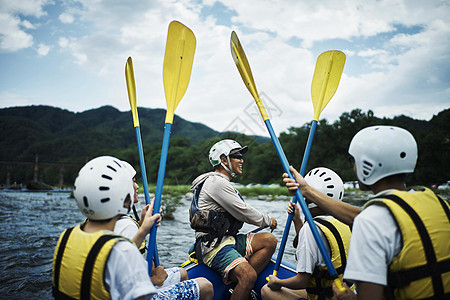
[119,214,147,254]
[306,217,353,300]
[364,188,450,299]
[52,224,128,300]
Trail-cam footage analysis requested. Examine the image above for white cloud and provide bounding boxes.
[0,0,52,52]
[0,13,34,51]
[0,0,49,17]
[58,37,69,48]
[59,12,74,24]
[21,19,35,29]
[37,43,50,56]
[1,0,449,135]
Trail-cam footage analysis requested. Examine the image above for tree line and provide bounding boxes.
[106,108,450,188]
[1,106,448,188]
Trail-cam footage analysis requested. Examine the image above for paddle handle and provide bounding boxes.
[273,120,317,273]
[147,123,172,272]
[264,120,339,279]
[135,127,152,206]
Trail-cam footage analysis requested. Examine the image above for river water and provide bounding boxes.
[0,190,366,299]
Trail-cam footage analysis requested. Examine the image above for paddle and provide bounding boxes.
[230,31,346,291]
[125,56,161,269]
[147,20,196,273]
[274,50,345,276]
[125,57,153,208]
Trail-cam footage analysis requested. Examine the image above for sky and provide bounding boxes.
[1,0,449,137]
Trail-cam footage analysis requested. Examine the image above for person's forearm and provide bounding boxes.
[278,273,310,290]
[131,228,147,248]
[302,186,360,227]
[293,218,303,234]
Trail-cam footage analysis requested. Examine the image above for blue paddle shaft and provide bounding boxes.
[135,127,152,206]
[147,123,172,273]
[264,120,338,278]
[299,121,317,176]
[274,120,317,272]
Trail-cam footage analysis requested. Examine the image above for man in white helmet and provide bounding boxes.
[282,126,450,299]
[52,156,160,300]
[263,167,353,300]
[190,139,278,300]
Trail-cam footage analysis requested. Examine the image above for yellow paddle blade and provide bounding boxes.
[311,50,346,121]
[125,57,139,127]
[230,31,269,121]
[163,21,196,124]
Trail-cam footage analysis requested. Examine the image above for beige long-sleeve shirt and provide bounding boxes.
[190,171,272,256]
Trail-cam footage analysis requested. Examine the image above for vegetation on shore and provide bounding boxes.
[1,106,449,189]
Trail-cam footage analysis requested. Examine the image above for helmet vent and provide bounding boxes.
[100,198,110,203]
[107,165,117,172]
[362,160,373,176]
[99,186,109,191]
[327,185,335,189]
[400,152,406,158]
[83,196,89,207]
[327,193,333,197]
[339,191,343,200]
[324,177,331,182]
[102,174,113,180]
[319,172,326,177]
[313,169,319,175]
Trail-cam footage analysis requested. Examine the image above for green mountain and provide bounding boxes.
[0,105,219,162]
[0,105,448,187]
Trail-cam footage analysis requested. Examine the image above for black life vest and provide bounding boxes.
[189,182,244,261]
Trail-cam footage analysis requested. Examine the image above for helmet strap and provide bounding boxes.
[221,156,236,177]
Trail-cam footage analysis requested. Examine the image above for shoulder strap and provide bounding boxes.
[53,227,74,296]
[313,218,347,277]
[190,181,205,221]
[383,194,448,296]
[80,234,123,299]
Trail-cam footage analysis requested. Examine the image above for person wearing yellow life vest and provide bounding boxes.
[283,126,450,300]
[115,161,210,293]
[52,156,161,300]
[262,167,353,300]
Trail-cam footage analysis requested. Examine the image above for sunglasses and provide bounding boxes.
[229,153,243,160]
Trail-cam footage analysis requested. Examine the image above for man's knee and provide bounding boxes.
[233,263,257,286]
[196,277,214,299]
[179,267,189,281]
[260,284,270,299]
[259,232,277,251]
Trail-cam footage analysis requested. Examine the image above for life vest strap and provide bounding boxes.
[315,218,348,270]
[382,194,446,296]
[53,227,74,297]
[389,258,450,287]
[80,234,122,299]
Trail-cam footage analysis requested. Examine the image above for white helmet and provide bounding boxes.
[74,156,134,220]
[348,125,417,185]
[305,167,344,208]
[121,160,137,178]
[209,139,248,176]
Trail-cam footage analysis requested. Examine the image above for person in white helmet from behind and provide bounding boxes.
[189,139,278,300]
[262,167,353,300]
[282,126,450,300]
[52,156,160,300]
[113,160,213,299]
